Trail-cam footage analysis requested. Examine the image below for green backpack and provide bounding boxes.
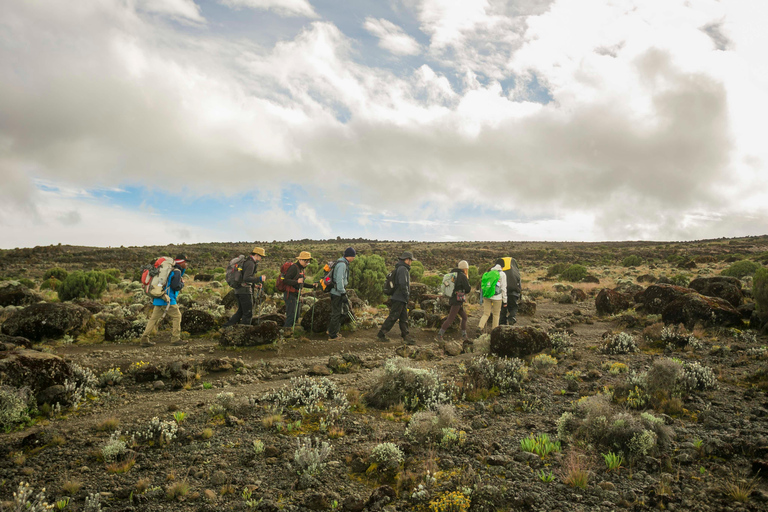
[481,270,500,298]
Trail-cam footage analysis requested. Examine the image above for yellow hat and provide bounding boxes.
[252,247,266,257]
[297,251,312,260]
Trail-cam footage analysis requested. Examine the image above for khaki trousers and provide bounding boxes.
[478,299,502,331]
[140,305,182,343]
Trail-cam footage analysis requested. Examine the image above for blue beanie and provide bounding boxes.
[344,247,356,257]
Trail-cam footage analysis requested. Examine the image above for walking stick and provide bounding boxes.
[255,286,264,325]
[292,285,303,331]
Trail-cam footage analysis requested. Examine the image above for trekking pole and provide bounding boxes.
[255,287,264,325]
[292,285,303,331]
[310,288,316,334]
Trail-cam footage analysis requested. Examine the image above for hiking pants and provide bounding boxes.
[328,294,344,338]
[500,293,519,325]
[440,305,468,332]
[284,292,300,328]
[141,305,181,343]
[478,299,502,331]
[225,293,253,326]
[379,300,409,338]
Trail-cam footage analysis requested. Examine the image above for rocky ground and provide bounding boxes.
[1,239,768,511]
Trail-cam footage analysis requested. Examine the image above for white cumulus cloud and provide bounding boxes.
[364,18,421,56]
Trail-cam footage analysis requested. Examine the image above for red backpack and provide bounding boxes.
[276,261,294,293]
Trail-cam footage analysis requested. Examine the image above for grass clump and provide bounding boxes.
[520,433,561,458]
[166,480,191,500]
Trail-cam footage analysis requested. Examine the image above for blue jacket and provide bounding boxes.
[153,266,185,306]
[330,257,349,296]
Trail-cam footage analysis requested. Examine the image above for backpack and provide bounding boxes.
[225,255,247,288]
[319,260,346,293]
[481,270,501,298]
[383,267,398,296]
[140,256,175,299]
[276,261,294,293]
[440,272,457,298]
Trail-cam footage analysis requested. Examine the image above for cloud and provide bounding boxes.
[218,0,318,18]
[137,0,205,23]
[363,18,421,56]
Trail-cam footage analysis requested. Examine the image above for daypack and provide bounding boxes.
[276,261,294,293]
[140,256,175,299]
[225,255,247,288]
[319,260,344,293]
[383,267,398,296]
[440,272,457,298]
[481,270,501,298]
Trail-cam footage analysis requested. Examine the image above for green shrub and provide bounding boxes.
[621,255,643,267]
[43,267,69,281]
[421,274,442,290]
[561,264,588,282]
[669,274,690,287]
[0,386,35,432]
[103,268,121,284]
[57,271,109,301]
[721,260,760,279]
[39,277,61,291]
[754,268,768,314]
[349,254,387,305]
[367,358,454,411]
[18,278,35,289]
[410,260,425,282]
[263,279,277,296]
[546,263,568,278]
[468,265,480,287]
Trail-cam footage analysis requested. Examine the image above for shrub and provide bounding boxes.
[294,437,332,475]
[440,427,466,448]
[520,433,561,457]
[721,260,760,279]
[8,482,53,511]
[103,268,121,284]
[367,358,454,411]
[669,274,690,287]
[136,417,178,445]
[660,325,698,349]
[0,386,35,432]
[58,270,109,301]
[546,263,568,278]
[645,358,681,396]
[421,274,442,290]
[39,277,61,291]
[468,265,480,287]
[550,330,574,355]
[405,405,458,444]
[429,491,470,512]
[101,431,127,463]
[349,254,388,305]
[98,368,123,387]
[601,332,638,354]
[462,355,527,394]
[44,267,69,281]
[622,255,643,267]
[531,354,558,371]
[754,268,768,314]
[678,361,717,392]
[561,264,588,282]
[370,442,404,471]
[410,260,425,281]
[261,376,349,418]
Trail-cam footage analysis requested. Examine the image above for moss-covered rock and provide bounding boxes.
[0,281,43,307]
[490,326,551,359]
[2,303,91,341]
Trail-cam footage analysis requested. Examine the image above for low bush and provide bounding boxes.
[546,263,568,278]
[261,376,349,419]
[409,260,425,281]
[405,404,458,444]
[58,270,109,301]
[561,264,588,282]
[370,442,404,471]
[721,260,760,279]
[601,332,638,354]
[367,358,455,411]
[349,254,387,305]
[754,268,768,314]
[622,255,643,267]
[0,386,35,432]
[294,437,332,475]
[462,355,527,394]
[44,267,69,281]
[39,277,61,291]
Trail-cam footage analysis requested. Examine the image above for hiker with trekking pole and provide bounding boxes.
[139,254,190,347]
[328,247,356,341]
[279,251,316,330]
[223,247,267,327]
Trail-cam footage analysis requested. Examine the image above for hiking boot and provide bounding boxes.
[140,340,155,347]
[436,332,444,343]
[403,336,416,346]
[377,332,388,342]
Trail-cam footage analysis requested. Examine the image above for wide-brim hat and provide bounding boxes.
[252,247,266,257]
[400,251,415,260]
[297,251,312,260]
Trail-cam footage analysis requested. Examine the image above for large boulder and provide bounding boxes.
[72,299,105,314]
[300,298,351,333]
[662,293,743,329]
[420,295,450,314]
[0,349,74,394]
[222,290,238,309]
[0,334,32,351]
[634,284,694,315]
[688,277,743,308]
[0,281,43,307]
[595,289,630,316]
[2,303,92,341]
[104,318,145,342]
[490,326,551,359]
[219,322,280,347]
[409,283,429,304]
[570,289,588,302]
[253,313,286,325]
[181,309,216,334]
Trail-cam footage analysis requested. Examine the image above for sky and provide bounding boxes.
[1,0,767,248]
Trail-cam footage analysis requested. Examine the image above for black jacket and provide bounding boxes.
[391,261,411,304]
[502,257,522,295]
[448,268,472,307]
[236,256,262,295]
[283,262,315,294]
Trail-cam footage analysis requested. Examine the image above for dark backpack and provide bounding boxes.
[383,267,397,296]
[225,255,246,288]
[276,261,294,293]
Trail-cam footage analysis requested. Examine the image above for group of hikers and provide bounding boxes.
[138,247,522,346]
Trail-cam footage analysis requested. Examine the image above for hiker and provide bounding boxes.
[140,254,189,347]
[499,256,522,325]
[328,247,356,340]
[282,251,317,328]
[477,259,507,333]
[377,251,415,344]
[437,260,472,341]
[223,247,266,327]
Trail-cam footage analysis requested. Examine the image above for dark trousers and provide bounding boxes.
[284,291,299,327]
[440,304,468,332]
[225,293,253,326]
[379,300,409,338]
[328,294,343,337]
[500,293,519,325]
